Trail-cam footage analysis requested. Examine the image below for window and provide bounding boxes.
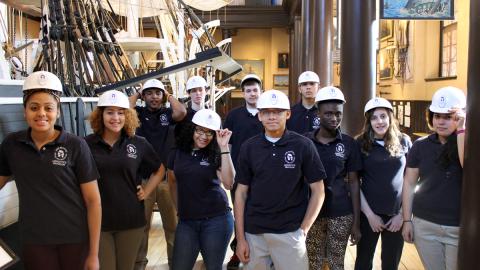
[440,21,457,77]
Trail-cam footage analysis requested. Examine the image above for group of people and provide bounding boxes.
[0,69,466,270]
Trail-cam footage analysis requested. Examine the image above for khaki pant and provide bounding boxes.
[413,216,459,270]
[100,227,145,270]
[244,229,308,270]
[135,180,177,270]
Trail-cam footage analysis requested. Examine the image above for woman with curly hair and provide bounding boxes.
[168,109,234,270]
[402,87,466,270]
[354,97,411,270]
[86,90,165,270]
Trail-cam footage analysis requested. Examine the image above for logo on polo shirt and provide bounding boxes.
[126,144,137,159]
[160,114,169,126]
[313,116,320,129]
[335,143,345,158]
[52,146,68,166]
[284,151,296,169]
[200,156,210,166]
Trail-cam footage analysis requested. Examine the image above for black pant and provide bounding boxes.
[354,213,404,270]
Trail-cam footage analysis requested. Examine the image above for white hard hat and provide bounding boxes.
[192,109,221,131]
[298,71,320,85]
[140,79,165,94]
[186,76,207,91]
[98,90,130,109]
[23,71,63,93]
[257,90,290,110]
[315,86,346,104]
[241,74,262,88]
[364,97,393,114]
[429,86,466,114]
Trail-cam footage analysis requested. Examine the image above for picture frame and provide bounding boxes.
[379,48,395,80]
[0,239,19,270]
[273,74,289,90]
[380,20,394,41]
[277,53,289,69]
[380,0,454,20]
[230,59,265,90]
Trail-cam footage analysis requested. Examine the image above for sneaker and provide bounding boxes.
[226,254,241,269]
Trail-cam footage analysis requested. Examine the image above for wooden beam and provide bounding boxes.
[0,0,41,18]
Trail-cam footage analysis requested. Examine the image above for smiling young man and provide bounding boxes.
[286,71,321,134]
[129,79,186,270]
[223,74,264,269]
[234,90,326,270]
[304,86,362,270]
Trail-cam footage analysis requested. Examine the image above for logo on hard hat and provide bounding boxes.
[374,98,380,104]
[270,93,278,105]
[109,93,117,103]
[329,88,337,97]
[335,143,345,158]
[439,96,447,108]
[127,144,137,159]
[38,73,47,86]
[284,150,296,169]
[206,114,214,125]
[53,146,68,166]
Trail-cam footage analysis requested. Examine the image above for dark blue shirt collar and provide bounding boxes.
[17,125,67,145]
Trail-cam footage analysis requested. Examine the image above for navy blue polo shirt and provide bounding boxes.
[85,133,161,231]
[236,130,326,234]
[407,134,463,226]
[135,106,175,163]
[305,128,362,218]
[167,149,229,220]
[358,135,411,216]
[223,106,263,167]
[0,126,99,244]
[286,102,320,134]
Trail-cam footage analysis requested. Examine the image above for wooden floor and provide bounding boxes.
[146,214,424,270]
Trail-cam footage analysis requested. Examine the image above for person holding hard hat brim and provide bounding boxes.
[286,71,322,134]
[167,109,234,270]
[130,79,184,269]
[234,90,326,270]
[223,74,264,269]
[0,71,102,270]
[305,86,362,270]
[402,86,466,270]
[86,90,166,270]
[354,97,412,270]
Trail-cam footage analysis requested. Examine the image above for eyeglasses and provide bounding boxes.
[194,128,214,138]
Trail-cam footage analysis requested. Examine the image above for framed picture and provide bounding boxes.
[380,20,394,41]
[379,48,394,80]
[230,59,265,90]
[380,0,454,20]
[273,74,289,90]
[277,53,289,69]
[0,239,19,270]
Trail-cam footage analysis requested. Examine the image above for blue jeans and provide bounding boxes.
[172,211,234,270]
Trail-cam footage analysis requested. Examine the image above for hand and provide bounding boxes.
[349,222,361,245]
[84,254,99,270]
[385,214,403,232]
[449,107,466,130]
[216,129,232,149]
[366,213,385,233]
[236,238,250,264]
[402,221,414,243]
[136,185,145,201]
